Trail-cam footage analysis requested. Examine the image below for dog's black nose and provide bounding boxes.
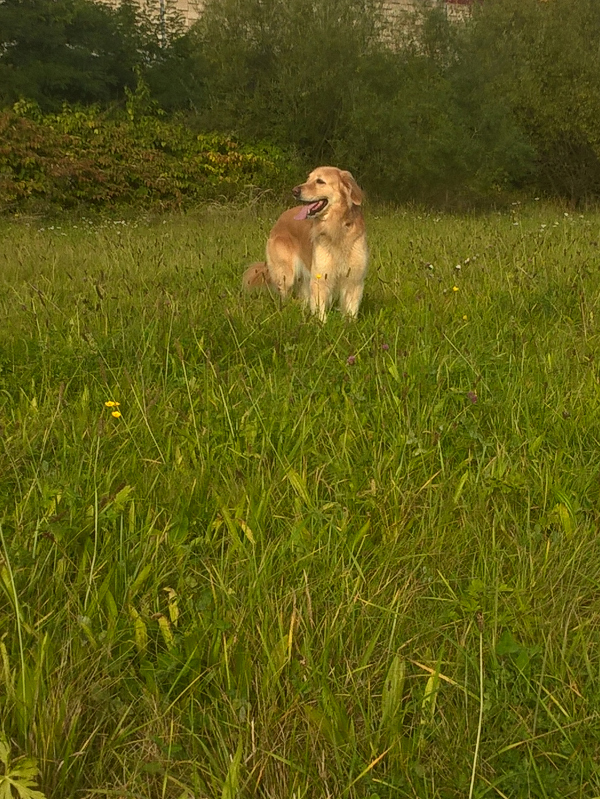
[292,185,301,198]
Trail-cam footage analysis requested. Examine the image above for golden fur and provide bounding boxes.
[242,166,368,321]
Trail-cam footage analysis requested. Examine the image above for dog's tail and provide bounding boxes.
[242,262,272,292]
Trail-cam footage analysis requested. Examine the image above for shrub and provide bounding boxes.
[4,0,600,206]
[332,10,534,204]
[0,0,166,110]
[192,0,382,163]
[466,0,600,202]
[0,100,297,213]
[192,0,535,204]
[188,0,600,204]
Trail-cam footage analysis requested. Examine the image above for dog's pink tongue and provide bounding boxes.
[294,203,318,220]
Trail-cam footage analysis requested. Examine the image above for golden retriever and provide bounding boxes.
[242,166,368,321]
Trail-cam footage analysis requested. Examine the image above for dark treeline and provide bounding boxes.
[1,0,599,205]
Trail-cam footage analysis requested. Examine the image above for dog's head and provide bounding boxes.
[293,167,363,220]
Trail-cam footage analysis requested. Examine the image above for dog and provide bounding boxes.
[242,166,368,321]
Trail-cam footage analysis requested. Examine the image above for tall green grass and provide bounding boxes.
[1,203,600,798]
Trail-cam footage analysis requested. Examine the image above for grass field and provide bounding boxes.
[1,202,600,799]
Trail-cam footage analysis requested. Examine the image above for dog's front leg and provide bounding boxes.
[338,279,364,319]
[309,252,334,322]
[339,242,368,319]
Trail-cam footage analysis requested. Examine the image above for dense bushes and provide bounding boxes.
[0,0,160,109]
[192,0,600,204]
[0,98,296,212]
[190,0,380,161]
[330,14,535,204]
[467,0,600,202]
[2,0,600,208]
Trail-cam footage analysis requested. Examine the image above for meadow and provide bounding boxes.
[1,202,600,799]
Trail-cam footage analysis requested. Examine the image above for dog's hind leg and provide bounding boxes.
[266,235,296,301]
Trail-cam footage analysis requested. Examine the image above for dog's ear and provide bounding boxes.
[340,170,363,206]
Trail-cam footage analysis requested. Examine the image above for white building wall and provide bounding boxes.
[107,0,470,30]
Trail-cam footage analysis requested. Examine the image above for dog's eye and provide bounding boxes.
[316,178,325,185]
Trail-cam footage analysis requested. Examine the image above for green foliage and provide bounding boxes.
[193,0,534,204]
[0,99,296,212]
[468,0,600,203]
[188,0,600,204]
[193,0,381,160]
[0,0,168,110]
[0,0,203,114]
[332,30,534,204]
[3,0,600,204]
[0,736,46,799]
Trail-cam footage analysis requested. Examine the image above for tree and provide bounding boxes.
[0,0,161,108]
[467,0,600,201]
[193,0,382,162]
